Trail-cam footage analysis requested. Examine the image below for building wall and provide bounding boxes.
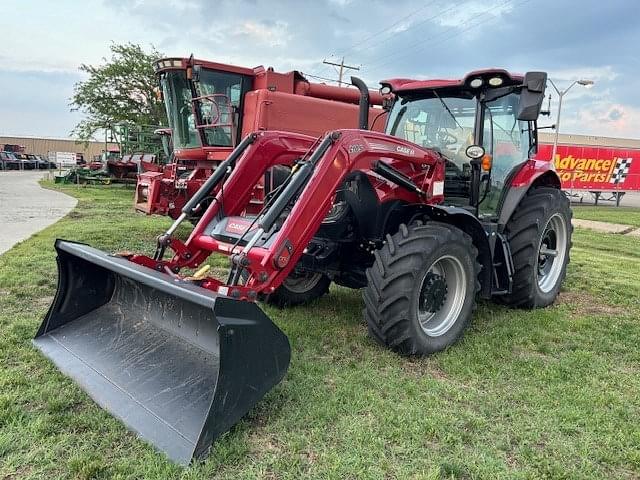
[539,132,640,149]
[0,135,118,160]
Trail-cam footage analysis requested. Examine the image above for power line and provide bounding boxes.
[304,73,341,84]
[334,0,439,59]
[311,0,457,78]
[322,57,360,86]
[350,2,461,60]
[364,0,523,72]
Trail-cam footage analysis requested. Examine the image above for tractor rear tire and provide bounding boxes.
[500,187,572,308]
[266,271,331,307]
[364,222,480,356]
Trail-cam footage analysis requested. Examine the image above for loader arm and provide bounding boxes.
[137,129,444,301]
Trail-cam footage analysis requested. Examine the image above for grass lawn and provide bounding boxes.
[1,184,639,479]
[572,204,640,228]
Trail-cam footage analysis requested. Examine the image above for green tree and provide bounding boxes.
[71,43,165,141]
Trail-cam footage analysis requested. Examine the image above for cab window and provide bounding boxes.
[387,94,477,203]
[479,92,529,216]
[194,70,247,147]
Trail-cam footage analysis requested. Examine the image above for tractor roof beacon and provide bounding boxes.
[34,68,571,463]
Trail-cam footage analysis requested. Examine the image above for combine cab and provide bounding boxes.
[35,69,571,463]
[134,57,385,219]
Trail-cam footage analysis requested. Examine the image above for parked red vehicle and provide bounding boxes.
[134,57,385,219]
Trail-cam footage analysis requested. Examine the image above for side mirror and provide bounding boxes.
[517,71,547,121]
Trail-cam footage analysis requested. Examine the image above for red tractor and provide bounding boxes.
[35,69,570,463]
[134,57,385,218]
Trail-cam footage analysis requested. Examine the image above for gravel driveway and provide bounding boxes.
[0,171,77,255]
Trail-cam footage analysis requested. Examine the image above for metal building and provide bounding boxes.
[0,135,118,160]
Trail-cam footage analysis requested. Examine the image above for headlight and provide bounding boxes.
[488,76,503,87]
[469,78,483,88]
[465,145,485,159]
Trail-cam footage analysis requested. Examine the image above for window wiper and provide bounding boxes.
[433,91,463,130]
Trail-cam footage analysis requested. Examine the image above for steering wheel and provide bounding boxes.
[437,130,458,146]
[200,97,221,125]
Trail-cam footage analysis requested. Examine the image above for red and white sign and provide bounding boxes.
[536,143,640,192]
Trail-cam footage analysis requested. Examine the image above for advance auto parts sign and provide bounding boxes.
[537,143,640,192]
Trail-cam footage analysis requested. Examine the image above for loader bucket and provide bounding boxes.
[33,240,290,465]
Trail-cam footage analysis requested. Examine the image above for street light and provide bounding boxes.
[548,78,595,163]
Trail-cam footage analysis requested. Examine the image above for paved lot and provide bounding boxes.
[0,171,76,255]
[573,218,640,235]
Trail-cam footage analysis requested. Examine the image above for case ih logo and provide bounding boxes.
[225,220,252,235]
[396,146,415,156]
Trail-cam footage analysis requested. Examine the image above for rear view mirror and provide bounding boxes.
[517,71,547,121]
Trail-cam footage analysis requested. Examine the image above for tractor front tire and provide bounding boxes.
[364,222,480,356]
[500,187,572,308]
[266,271,330,307]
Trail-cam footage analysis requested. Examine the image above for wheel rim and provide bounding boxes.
[537,213,568,293]
[417,255,467,337]
[283,272,324,294]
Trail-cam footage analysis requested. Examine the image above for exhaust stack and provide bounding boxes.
[351,76,370,130]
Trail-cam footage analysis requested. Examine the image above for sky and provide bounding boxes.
[1,0,638,139]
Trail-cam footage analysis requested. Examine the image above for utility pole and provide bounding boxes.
[322,57,360,86]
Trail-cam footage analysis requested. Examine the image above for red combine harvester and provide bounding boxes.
[35,69,571,464]
[536,132,640,205]
[134,57,385,218]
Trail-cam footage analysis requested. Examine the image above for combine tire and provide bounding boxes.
[364,222,480,356]
[500,187,572,308]
[266,271,330,307]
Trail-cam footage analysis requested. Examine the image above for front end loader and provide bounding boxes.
[34,69,571,463]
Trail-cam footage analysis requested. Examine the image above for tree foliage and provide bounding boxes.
[71,43,165,141]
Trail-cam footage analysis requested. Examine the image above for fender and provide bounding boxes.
[497,159,561,227]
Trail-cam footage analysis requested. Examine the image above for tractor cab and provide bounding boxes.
[155,58,253,152]
[381,70,547,219]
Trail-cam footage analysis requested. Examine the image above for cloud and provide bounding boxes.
[560,102,640,138]
[0,68,83,137]
[2,0,638,139]
[550,66,618,84]
[607,107,623,121]
[233,20,292,47]
[435,0,514,28]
